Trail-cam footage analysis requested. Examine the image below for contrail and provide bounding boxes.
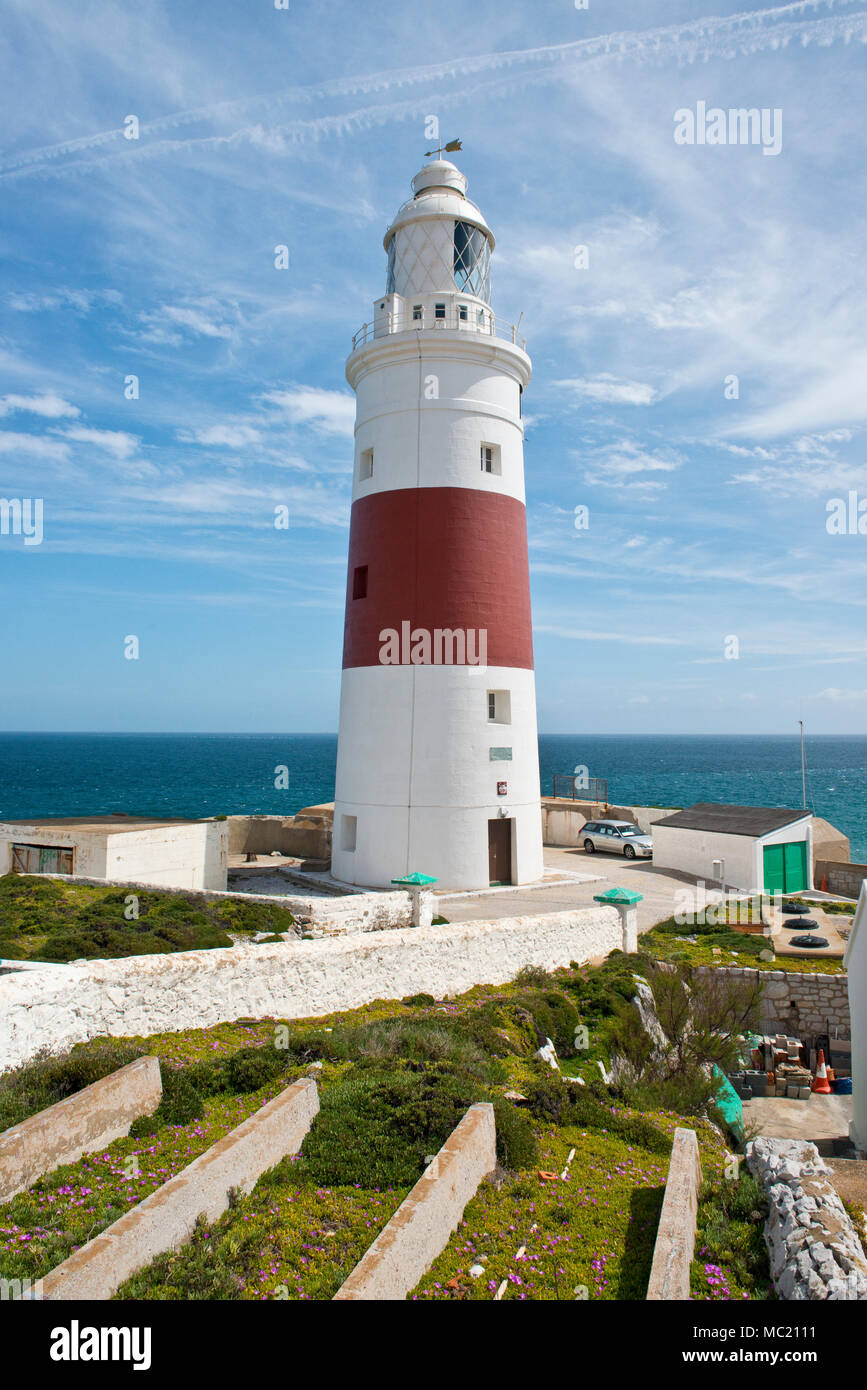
[1,0,865,179]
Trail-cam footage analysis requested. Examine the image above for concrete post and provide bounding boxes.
[410,889,434,929]
[617,904,638,953]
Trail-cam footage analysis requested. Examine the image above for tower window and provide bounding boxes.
[454,220,491,301]
[412,304,423,322]
[358,448,374,481]
[340,815,357,852]
[434,303,446,320]
[481,443,502,476]
[487,690,512,724]
[352,565,368,600]
[458,303,468,321]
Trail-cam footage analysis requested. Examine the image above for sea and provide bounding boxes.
[0,732,865,861]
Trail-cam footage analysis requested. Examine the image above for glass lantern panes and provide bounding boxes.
[454,221,491,301]
[385,238,397,294]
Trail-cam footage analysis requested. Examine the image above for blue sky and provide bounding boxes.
[1,0,866,735]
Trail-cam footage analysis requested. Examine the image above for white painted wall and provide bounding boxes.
[106,821,228,891]
[333,665,543,888]
[351,349,527,503]
[0,826,108,878]
[651,817,811,893]
[844,884,867,1153]
[0,906,622,1069]
[0,821,228,892]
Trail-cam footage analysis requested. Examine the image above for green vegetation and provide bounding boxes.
[0,1041,144,1135]
[0,956,752,1300]
[644,913,845,975]
[690,1170,772,1300]
[0,873,296,962]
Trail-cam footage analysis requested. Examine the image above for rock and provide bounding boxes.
[469,1264,485,1279]
[534,1038,560,1071]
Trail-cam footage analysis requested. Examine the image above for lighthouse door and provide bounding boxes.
[488,819,513,886]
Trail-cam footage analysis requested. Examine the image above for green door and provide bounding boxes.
[763,844,785,894]
[763,841,807,894]
[783,840,808,893]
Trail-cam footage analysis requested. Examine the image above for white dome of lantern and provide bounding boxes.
[382,158,494,305]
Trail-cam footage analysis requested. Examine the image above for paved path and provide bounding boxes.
[438,847,703,931]
[742,1093,854,1144]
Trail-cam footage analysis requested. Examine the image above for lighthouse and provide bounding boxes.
[331,154,543,891]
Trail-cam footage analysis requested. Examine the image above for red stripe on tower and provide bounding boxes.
[342,487,534,670]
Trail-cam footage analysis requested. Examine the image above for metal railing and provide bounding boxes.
[552,775,609,806]
[351,307,526,353]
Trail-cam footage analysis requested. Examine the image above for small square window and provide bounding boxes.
[487,690,511,724]
[358,448,373,481]
[435,303,446,320]
[481,443,502,476]
[341,815,357,852]
[412,304,423,322]
[458,304,468,321]
[352,565,368,600]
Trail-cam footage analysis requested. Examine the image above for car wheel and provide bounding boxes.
[583,839,595,853]
[624,844,636,859]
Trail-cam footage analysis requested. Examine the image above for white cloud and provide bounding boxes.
[137,301,235,344]
[59,425,140,460]
[262,387,355,438]
[581,440,682,489]
[812,687,867,702]
[0,393,80,419]
[0,431,71,460]
[555,375,657,406]
[181,424,262,447]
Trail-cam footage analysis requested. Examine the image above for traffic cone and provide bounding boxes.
[812,1049,832,1094]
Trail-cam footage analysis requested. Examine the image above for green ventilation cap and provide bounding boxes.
[593,887,643,905]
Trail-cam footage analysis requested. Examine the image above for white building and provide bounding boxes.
[0,815,228,891]
[651,803,813,895]
[843,882,867,1154]
[331,156,543,890]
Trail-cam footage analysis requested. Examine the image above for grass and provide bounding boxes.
[690,1169,772,1301]
[411,1127,670,1300]
[643,915,846,975]
[0,964,745,1301]
[0,873,297,962]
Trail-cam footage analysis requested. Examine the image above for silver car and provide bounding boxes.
[581,819,653,859]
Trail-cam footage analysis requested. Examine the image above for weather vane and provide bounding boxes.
[424,138,462,159]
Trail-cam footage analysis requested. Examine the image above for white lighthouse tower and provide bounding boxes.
[331,154,543,891]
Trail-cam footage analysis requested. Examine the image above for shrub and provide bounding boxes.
[509,989,581,1056]
[0,1041,145,1133]
[224,1045,288,1093]
[522,1067,671,1155]
[491,1097,538,1170]
[299,1067,474,1187]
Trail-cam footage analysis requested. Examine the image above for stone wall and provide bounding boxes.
[0,1057,162,1204]
[334,1103,496,1301]
[646,1127,703,1301]
[0,907,622,1071]
[227,807,333,862]
[541,798,673,845]
[694,965,850,1036]
[815,859,867,900]
[41,1077,320,1301]
[746,1137,867,1299]
[36,872,414,936]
